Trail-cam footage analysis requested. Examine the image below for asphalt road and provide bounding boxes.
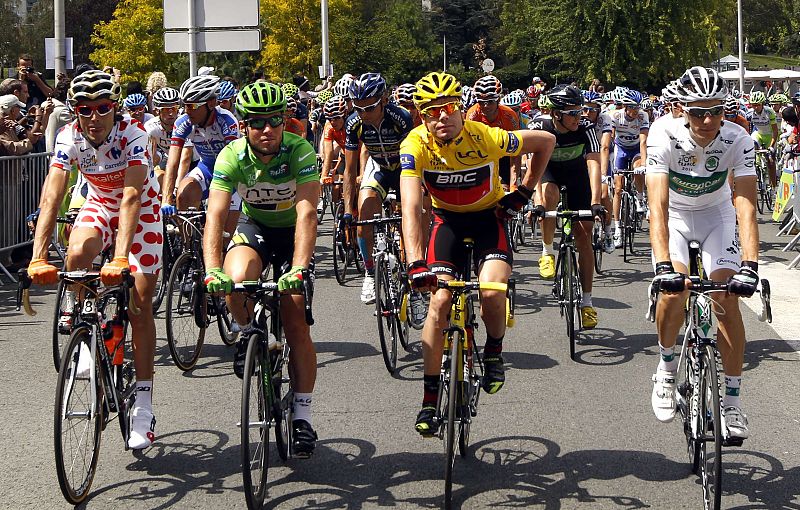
[1,214,798,510]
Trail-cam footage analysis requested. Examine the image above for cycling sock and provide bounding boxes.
[484,334,504,356]
[293,392,313,425]
[423,374,439,406]
[604,224,612,236]
[541,242,550,257]
[657,343,677,372]
[135,380,152,411]
[581,292,592,307]
[357,237,370,268]
[723,376,741,409]
[614,220,621,231]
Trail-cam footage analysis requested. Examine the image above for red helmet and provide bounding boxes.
[526,85,541,99]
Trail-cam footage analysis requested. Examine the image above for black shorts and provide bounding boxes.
[499,156,511,186]
[228,216,294,279]
[540,167,592,212]
[427,207,512,277]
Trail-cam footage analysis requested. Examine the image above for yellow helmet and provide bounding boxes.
[413,72,462,107]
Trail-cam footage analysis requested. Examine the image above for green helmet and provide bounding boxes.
[236,82,286,118]
[538,94,554,109]
[282,83,299,99]
[317,89,334,104]
[749,91,766,104]
[769,93,789,105]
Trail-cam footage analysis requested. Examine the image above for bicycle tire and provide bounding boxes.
[444,332,459,510]
[592,225,604,275]
[627,196,638,256]
[165,252,206,371]
[54,327,103,505]
[241,333,269,510]
[275,353,293,462]
[676,335,701,473]
[332,201,349,285]
[458,333,475,458]
[765,183,775,212]
[375,254,398,374]
[214,297,239,346]
[564,248,576,360]
[52,279,72,372]
[507,218,518,253]
[151,236,169,313]
[621,194,631,262]
[700,344,723,510]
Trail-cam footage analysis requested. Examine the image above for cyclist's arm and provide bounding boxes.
[161,143,184,206]
[113,165,147,260]
[343,148,359,214]
[400,174,425,264]
[31,165,70,260]
[518,130,556,188]
[600,131,612,177]
[734,175,758,262]
[292,179,320,268]
[203,188,231,270]
[639,129,648,165]
[177,146,193,182]
[149,137,161,168]
[321,138,334,178]
[645,173,670,262]
[510,154,521,188]
[587,153,602,204]
[771,121,779,148]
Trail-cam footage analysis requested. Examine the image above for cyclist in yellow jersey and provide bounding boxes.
[399,72,556,435]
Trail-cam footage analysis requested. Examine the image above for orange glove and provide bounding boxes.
[510,183,518,192]
[28,258,58,285]
[100,256,130,286]
[322,176,334,185]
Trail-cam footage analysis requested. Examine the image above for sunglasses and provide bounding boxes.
[184,102,207,112]
[559,109,583,117]
[130,106,146,113]
[157,106,179,115]
[625,105,640,110]
[75,103,115,117]
[685,105,724,118]
[477,99,498,106]
[420,101,460,118]
[583,107,600,113]
[353,97,382,113]
[245,115,284,129]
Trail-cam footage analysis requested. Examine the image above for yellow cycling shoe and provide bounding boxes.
[539,254,556,280]
[580,306,598,329]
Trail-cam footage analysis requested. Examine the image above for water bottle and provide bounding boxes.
[103,316,125,365]
[376,235,387,253]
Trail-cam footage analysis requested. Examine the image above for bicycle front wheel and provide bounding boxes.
[332,201,349,285]
[375,254,398,374]
[214,296,239,346]
[165,252,206,371]
[241,333,269,510]
[444,332,460,509]
[592,225,604,275]
[700,345,723,510]
[52,279,73,372]
[621,194,632,262]
[54,327,103,505]
[563,249,577,359]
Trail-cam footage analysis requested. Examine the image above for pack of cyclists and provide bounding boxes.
[25,62,779,503]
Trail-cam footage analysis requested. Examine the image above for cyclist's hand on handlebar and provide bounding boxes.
[591,203,606,220]
[322,176,334,185]
[531,204,546,219]
[727,262,758,297]
[28,258,58,285]
[100,256,130,286]
[342,212,355,225]
[160,203,176,218]
[277,265,305,292]
[408,260,437,291]
[654,261,686,294]
[495,185,533,220]
[204,267,233,294]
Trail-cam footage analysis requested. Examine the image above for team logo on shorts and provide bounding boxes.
[705,156,719,171]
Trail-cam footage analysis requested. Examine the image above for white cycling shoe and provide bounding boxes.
[723,406,749,439]
[651,370,677,423]
[128,406,157,450]
[360,274,375,304]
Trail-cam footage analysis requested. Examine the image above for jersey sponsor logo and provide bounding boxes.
[668,169,727,196]
[400,154,416,170]
[705,156,719,171]
[270,163,290,179]
[506,132,520,154]
[454,149,488,165]
[550,144,584,162]
[717,257,738,267]
[678,154,697,168]
[423,164,492,206]
[83,169,126,189]
[238,180,297,208]
[706,149,723,155]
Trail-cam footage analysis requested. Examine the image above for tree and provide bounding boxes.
[430,0,499,72]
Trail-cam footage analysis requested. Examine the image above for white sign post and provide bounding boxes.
[481,58,495,74]
[45,37,73,70]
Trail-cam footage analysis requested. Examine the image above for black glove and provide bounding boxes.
[727,262,758,297]
[531,204,546,218]
[342,212,354,225]
[654,261,685,293]
[591,203,606,220]
[407,260,437,290]
[496,185,534,220]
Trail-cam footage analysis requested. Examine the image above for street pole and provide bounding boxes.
[321,0,330,78]
[443,35,446,72]
[737,0,744,92]
[188,0,197,77]
[54,0,65,77]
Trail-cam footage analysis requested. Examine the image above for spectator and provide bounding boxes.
[0,94,37,155]
[125,80,144,96]
[146,71,168,94]
[17,54,53,109]
[45,81,73,152]
[75,63,97,77]
[0,79,29,107]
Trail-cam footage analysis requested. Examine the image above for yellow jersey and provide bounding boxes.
[400,120,524,212]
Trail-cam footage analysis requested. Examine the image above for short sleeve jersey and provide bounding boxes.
[51,116,157,209]
[646,118,756,210]
[171,106,239,168]
[611,108,650,148]
[285,117,306,137]
[400,120,524,213]
[144,116,193,164]
[527,117,601,174]
[344,103,413,171]
[211,133,319,228]
[323,121,347,148]
[747,106,777,135]
[466,103,521,131]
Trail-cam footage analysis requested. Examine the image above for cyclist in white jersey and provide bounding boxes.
[646,67,758,440]
[746,91,779,186]
[160,75,241,235]
[28,70,163,449]
[583,89,615,253]
[144,87,194,189]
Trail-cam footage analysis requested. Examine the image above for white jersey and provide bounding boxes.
[611,109,650,148]
[646,118,755,210]
[144,116,193,165]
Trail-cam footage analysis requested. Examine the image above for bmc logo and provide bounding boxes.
[435,171,478,185]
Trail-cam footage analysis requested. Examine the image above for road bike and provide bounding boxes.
[19,269,141,505]
[647,241,772,510]
[151,216,183,313]
[754,149,774,214]
[331,200,364,285]
[616,167,644,262]
[591,219,605,275]
[235,271,314,510]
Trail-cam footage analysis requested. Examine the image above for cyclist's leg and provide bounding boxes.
[224,221,267,328]
[224,192,242,240]
[176,170,205,210]
[632,153,645,197]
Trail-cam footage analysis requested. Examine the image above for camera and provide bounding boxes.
[24,67,34,73]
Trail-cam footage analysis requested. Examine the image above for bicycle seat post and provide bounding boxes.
[688,240,701,279]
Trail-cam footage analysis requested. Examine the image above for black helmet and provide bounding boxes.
[547,84,584,109]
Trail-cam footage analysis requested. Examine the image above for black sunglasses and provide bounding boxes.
[245,115,284,129]
[685,105,724,118]
[559,109,583,117]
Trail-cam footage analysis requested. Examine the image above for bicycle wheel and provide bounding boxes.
[458,335,475,458]
[375,254,398,374]
[274,349,293,462]
[592,224,604,275]
[54,327,103,505]
[241,333,269,510]
[443,332,459,510]
[507,218,518,253]
[165,252,206,371]
[563,249,577,360]
[627,196,638,256]
[764,182,775,211]
[214,296,239,346]
[699,345,723,510]
[675,335,701,473]
[52,279,73,372]
[621,194,632,262]
[332,201,349,285]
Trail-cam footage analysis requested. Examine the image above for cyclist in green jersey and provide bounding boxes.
[202,82,321,457]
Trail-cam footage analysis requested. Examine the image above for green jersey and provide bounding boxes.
[211,133,319,228]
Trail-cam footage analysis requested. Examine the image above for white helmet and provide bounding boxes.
[674,66,727,103]
[333,74,354,98]
[661,80,682,103]
[179,74,220,103]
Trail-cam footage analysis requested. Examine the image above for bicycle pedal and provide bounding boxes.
[723,437,744,447]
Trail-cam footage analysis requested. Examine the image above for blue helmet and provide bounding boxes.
[621,89,644,106]
[123,93,147,109]
[217,81,237,100]
[349,72,386,101]
[582,90,602,104]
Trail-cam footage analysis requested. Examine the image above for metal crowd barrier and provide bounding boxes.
[0,152,51,283]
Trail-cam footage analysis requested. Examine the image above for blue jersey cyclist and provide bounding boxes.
[341,72,414,305]
[160,74,241,236]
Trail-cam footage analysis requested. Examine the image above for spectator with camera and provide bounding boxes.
[17,54,54,109]
[0,94,40,155]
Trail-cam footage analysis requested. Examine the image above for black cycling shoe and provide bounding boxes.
[292,419,318,458]
[233,339,247,379]
[482,355,505,394]
[414,406,438,437]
